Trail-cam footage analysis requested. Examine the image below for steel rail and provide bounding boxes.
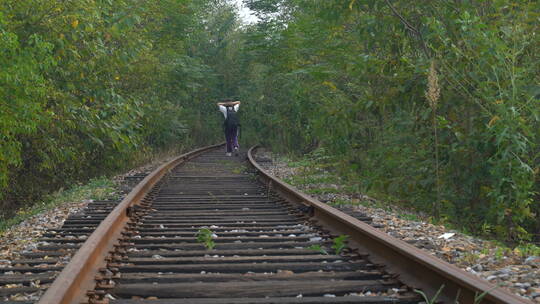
[38,143,224,304]
[247,146,531,304]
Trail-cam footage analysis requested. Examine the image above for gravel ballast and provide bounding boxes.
[0,155,177,302]
[256,149,540,302]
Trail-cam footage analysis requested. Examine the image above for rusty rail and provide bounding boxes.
[37,143,223,304]
[247,146,531,304]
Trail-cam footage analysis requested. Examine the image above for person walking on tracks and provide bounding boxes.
[217,100,241,156]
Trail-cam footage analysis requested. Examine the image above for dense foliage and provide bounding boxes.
[0,0,240,218]
[234,0,539,241]
[1,0,539,241]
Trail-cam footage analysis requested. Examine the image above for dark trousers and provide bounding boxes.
[225,125,239,153]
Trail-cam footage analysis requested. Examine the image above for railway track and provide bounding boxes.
[0,174,151,302]
[0,199,123,302]
[1,144,532,303]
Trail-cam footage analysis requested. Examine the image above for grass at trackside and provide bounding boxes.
[0,177,119,233]
[278,152,540,259]
[284,154,424,221]
[0,144,192,234]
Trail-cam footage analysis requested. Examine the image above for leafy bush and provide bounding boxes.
[238,0,540,241]
[0,0,230,219]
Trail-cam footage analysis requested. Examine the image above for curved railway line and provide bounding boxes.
[0,144,532,304]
